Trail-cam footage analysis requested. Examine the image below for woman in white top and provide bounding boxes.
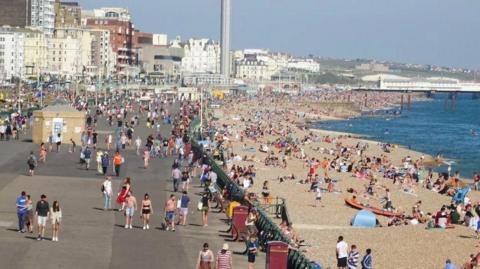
[196,242,214,269]
[50,201,62,241]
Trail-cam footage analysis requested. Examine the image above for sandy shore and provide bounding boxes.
[211,93,479,269]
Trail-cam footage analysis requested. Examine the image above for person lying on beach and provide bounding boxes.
[387,215,409,226]
[280,223,306,250]
[347,188,371,200]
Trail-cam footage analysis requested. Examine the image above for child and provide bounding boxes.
[326,177,334,192]
[315,186,322,207]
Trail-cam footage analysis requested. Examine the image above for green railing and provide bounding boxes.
[256,197,292,227]
[187,118,314,269]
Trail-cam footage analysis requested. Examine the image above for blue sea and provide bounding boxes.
[315,93,480,178]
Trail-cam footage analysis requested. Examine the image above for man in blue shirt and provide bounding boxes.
[101,152,110,175]
[15,191,27,233]
[361,248,372,269]
[178,191,190,226]
[84,146,92,170]
[444,259,456,269]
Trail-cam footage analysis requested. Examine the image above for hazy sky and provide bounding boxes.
[79,0,480,69]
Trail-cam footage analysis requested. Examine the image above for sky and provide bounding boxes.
[79,0,480,69]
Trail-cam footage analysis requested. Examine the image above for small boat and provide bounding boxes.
[345,198,404,217]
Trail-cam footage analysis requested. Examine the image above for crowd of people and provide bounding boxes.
[9,87,480,268]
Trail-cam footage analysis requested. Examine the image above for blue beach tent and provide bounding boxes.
[452,187,471,204]
[351,210,377,228]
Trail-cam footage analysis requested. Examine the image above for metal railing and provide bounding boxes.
[187,118,314,269]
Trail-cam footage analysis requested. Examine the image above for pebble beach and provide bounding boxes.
[211,92,480,268]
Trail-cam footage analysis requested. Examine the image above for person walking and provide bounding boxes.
[96,150,103,174]
[196,242,214,269]
[15,191,27,233]
[200,192,210,227]
[35,194,49,240]
[336,236,349,269]
[135,136,142,155]
[101,152,110,175]
[39,142,47,163]
[70,138,76,153]
[26,194,34,233]
[83,146,92,170]
[113,151,123,177]
[215,243,233,269]
[50,201,62,241]
[247,235,258,269]
[27,152,37,176]
[106,133,113,150]
[172,166,181,192]
[102,176,113,210]
[348,244,360,269]
[164,194,176,231]
[178,191,190,226]
[143,148,150,169]
[141,193,153,230]
[124,191,137,229]
[361,249,372,269]
[116,177,131,211]
[55,133,62,152]
[181,168,190,192]
[47,134,53,152]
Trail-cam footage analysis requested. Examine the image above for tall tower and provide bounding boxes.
[220,0,231,81]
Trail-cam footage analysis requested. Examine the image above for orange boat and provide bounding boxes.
[345,198,404,217]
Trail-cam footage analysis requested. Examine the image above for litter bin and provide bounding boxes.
[266,241,288,269]
[232,205,248,237]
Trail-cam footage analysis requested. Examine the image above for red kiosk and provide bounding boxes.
[266,241,289,269]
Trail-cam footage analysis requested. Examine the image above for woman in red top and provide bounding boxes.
[116,177,131,211]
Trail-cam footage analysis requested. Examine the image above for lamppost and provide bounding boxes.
[200,87,203,135]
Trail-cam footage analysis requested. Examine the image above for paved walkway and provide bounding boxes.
[0,104,265,269]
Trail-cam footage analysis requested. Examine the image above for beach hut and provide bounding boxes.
[32,104,85,145]
[351,209,377,228]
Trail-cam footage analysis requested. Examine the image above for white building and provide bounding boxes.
[0,27,25,81]
[153,34,168,46]
[48,28,93,78]
[81,7,131,25]
[181,38,220,74]
[30,0,55,35]
[182,73,229,86]
[234,50,286,81]
[287,59,320,73]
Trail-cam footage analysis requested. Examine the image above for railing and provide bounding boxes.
[187,118,314,269]
[254,197,292,226]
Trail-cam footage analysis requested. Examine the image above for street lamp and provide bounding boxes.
[200,87,203,135]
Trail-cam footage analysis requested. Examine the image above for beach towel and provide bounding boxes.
[452,187,470,204]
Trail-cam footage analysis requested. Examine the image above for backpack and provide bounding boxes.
[27,157,35,166]
[101,184,105,193]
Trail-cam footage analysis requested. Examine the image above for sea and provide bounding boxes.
[315,93,480,178]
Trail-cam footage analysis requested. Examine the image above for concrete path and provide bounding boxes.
[0,104,265,269]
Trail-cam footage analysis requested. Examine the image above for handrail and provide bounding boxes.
[187,117,314,269]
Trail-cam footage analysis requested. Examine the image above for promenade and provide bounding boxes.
[0,103,264,269]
